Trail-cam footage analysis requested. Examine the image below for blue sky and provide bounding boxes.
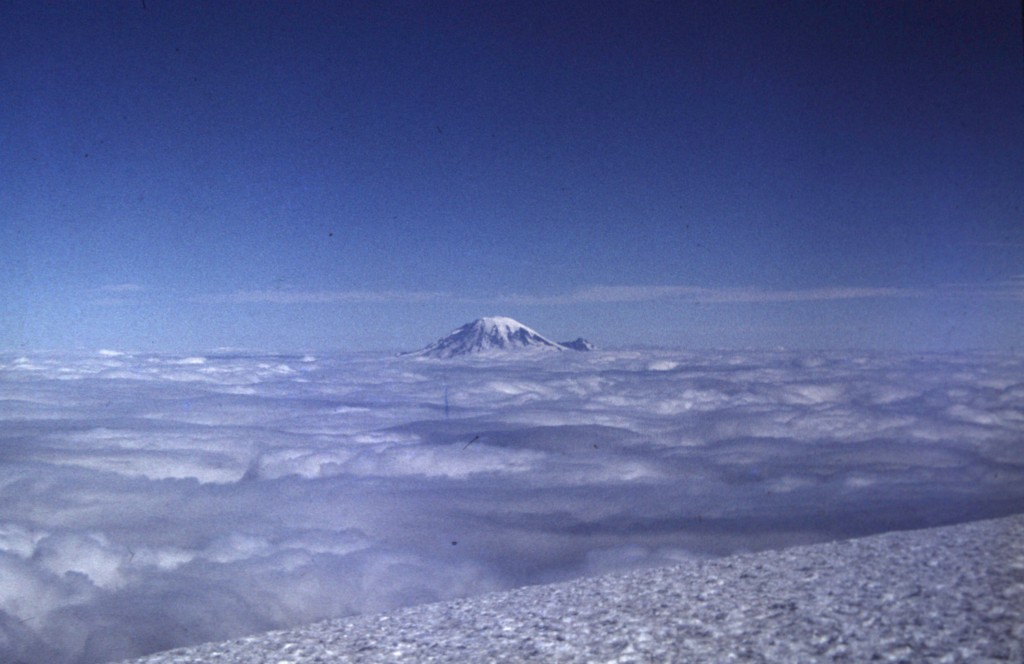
[2,1,1022,352]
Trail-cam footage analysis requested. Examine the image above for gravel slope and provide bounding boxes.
[121,514,1024,663]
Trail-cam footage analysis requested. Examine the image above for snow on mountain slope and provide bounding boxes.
[405,317,568,358]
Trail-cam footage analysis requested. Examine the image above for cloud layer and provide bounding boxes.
[2,349,1022,663]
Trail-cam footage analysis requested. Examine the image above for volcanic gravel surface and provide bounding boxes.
[121,514,1024,663]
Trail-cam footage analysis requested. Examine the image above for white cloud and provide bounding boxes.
[32,532,129,590]
[1,349,1022,663]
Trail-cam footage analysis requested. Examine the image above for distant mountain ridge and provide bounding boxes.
[559,337,597,351]
[405,317,594,358]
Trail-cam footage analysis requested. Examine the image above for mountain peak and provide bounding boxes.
[406,317,567,358]
[474,316,534,331]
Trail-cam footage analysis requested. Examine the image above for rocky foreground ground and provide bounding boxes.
[122,513,1024,663]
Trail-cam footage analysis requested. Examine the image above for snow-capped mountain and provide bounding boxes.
[406,317,575,358]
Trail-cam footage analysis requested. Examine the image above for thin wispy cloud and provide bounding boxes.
[88,284,148,307]
[194,289,451,305]
[966,240,1024,248]
[497,285,928,306]
[192,280,1021,309]
[96,283,147,293]
[940,276,1024,301]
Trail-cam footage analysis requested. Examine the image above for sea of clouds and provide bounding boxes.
[1,348,1022,664]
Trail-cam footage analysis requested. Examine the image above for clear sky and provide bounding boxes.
[3,1,1022,352]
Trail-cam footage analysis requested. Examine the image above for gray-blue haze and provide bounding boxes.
[1,349,1022,663]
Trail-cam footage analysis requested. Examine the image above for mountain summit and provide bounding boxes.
[406,317,590,358]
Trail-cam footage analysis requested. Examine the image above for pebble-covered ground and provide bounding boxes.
[121,514,1024,663]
